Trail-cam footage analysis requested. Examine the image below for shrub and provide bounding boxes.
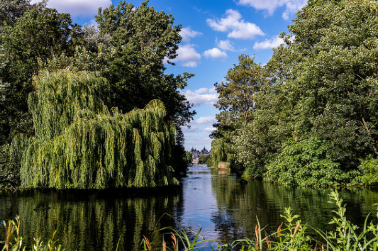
[264,138,360,187]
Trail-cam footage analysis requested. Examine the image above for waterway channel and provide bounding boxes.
[1,165,378,250]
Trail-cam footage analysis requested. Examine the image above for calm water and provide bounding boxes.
[1,165,378,250]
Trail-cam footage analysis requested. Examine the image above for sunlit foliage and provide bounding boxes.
[11,70,178,189]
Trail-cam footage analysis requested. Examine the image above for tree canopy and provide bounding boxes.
[11,70,178,189]
[212,0,378,186]
[0,0,195,188]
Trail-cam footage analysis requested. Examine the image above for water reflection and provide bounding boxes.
[0,188,183,251]
[1,166,378,250]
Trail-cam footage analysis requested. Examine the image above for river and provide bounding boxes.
[1,165,378,250]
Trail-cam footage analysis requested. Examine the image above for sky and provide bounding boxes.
[31,0,307,151]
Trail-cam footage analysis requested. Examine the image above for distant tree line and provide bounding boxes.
[0,0,195,188]
[210,0,378,186]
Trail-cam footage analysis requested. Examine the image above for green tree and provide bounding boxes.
[215,54,266,130]
[95,0,195,126]
[266,0,378,169]
[212,54,267,172]
[0,0,46,27]
[235,0,378,185]
[199,155,210,164]
[11,70,178,189]
[0,7,83,145]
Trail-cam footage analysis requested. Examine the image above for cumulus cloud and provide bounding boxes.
[195,88,209,94]
[196,117,217,124]
[253,35,285,50]
[172,44,201,67]
[180,27,202,43]
[31,0,111,17]
[181,87,218,107]
[216,39,235,51]
[204,48,228,61]
[204,127,216,132]
[207,9,264,39]
[237,0,307,20]
[181,126,200,133]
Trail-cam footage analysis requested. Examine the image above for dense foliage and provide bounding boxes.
[211,0,378,186]
[0,0,194,188]
[11,70,178,189]
[198,155,210,165]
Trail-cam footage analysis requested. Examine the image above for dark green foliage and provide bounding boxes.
[210,0,378,186]
[265,138,360,187]
[0,6,82,145]
[198,155,210,164]
[171,145,189,176]
[0,144,20,188]
[95,0,195,126]
[0,0,46,27]
[11,70,178,189]
[184,151,192,166]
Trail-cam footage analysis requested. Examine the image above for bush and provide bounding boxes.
[264,138,360,187]
[359,155,378,185]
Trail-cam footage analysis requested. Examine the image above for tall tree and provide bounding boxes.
[233,0,378,184]
[265,0,378,169]
[0,7,84,145]
[95,0,195,126]
[211,55,267,170]
[0,0,46,27]
[215,54,266,130]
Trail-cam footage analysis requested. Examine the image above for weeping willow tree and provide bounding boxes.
[210,138,228,169]
[10,69,178,189]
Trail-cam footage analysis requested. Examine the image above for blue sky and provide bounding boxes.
[31,0,307,151]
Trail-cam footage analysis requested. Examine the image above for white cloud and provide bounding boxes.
[172,44,201,67]
[216,39,235,51]
[209,87,217,94]
[204,127,216,132]
[237,0,307,20]
[31,0,111,17]
[180,27,202,43]
[204,48,228,61]
[253,35,285,50]
[181,88,218,107]
[196,117,217,124]
[282,1,307,19]
[195,88,209,94]
[182,126,200,133]
[207,9,265,39]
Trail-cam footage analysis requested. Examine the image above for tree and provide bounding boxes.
[212,54,267,172]
[0,6,83,145]
[266,0,378,169]
[234,0,378,184]
[95,0,195,126]
[215,55,266,130]
[0,0,46,27]
[11,70,178,189]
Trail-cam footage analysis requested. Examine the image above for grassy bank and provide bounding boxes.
[2,190,378,250]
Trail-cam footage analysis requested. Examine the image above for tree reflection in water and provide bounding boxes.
[0,188,183,251]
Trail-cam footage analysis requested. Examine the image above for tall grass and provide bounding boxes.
[2,191,378,250]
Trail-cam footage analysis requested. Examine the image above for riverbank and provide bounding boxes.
[2,166,378,250]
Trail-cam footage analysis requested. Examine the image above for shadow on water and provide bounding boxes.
[0,187,184,251]
[1,165,378,250]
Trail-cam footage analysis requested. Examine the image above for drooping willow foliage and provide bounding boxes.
[10,69,178,189]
